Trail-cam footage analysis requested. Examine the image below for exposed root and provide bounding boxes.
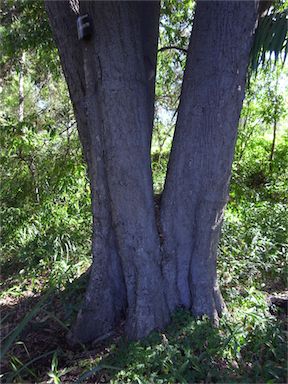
[125,282,170,340]
[67,308,117,346]
[126,304,170,340]
[190,283,226,326]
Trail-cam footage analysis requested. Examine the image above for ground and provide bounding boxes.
[1,242,287,383]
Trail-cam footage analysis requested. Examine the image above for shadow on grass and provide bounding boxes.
[0,270,90,383]
[81,309,287,384]
[1,271,287,384]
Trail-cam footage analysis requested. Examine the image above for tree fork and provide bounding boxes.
[46,0,261,342]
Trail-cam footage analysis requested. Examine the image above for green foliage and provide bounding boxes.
[5,350,56,383]
[152,151,170,193]
[152,0,194,154]
[220,201,287,293]
[76,294,286,384]
[47,351,73,384]
[1,1,287,383]
[1,289,53,361]
[0,0,59,79]
[251,5,288,71]
[0,55,91,297]
[220,66,288,295]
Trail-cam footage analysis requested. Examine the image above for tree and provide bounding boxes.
[45,0,261,343]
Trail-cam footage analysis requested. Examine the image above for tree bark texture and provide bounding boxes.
[161,1,259,321]
[45,0,259,343]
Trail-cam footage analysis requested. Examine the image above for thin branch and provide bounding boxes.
[59,120,77,135]
[158,45,188,54]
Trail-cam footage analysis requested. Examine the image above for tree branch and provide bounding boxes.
[158,46,188,54]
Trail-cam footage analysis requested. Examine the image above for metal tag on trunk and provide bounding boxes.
[77,14,92,40]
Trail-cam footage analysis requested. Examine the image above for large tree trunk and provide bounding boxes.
[45,1,126,343]
[161,1,259,320]
[46,0,169,343]
[45,0,259,343]
[78,1,169,340]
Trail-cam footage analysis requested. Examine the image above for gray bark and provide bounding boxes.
[45,0,260,342]
[46,0,169,342]
[45,1,127,343]
[79,1,168,340]
[161,1,259,319]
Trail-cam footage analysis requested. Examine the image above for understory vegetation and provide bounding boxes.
[1,1,287,383]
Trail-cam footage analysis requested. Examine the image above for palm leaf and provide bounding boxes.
[250,8,288,71]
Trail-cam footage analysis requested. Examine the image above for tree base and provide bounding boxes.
[67,308,120,346]
[191,283,226,325]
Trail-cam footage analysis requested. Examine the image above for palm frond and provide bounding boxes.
[250,8,288,71]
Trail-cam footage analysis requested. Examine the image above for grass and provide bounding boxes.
[2,291,286,383]
[97,296,286,384]
[1,134,287,383]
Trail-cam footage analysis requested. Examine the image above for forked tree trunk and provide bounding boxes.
[45,0,259,343]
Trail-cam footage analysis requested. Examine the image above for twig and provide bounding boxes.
[158,45,188,54]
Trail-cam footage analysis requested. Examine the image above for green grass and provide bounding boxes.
[53,292,286,384]
[93,297,286,384]
[1,133,287,383]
